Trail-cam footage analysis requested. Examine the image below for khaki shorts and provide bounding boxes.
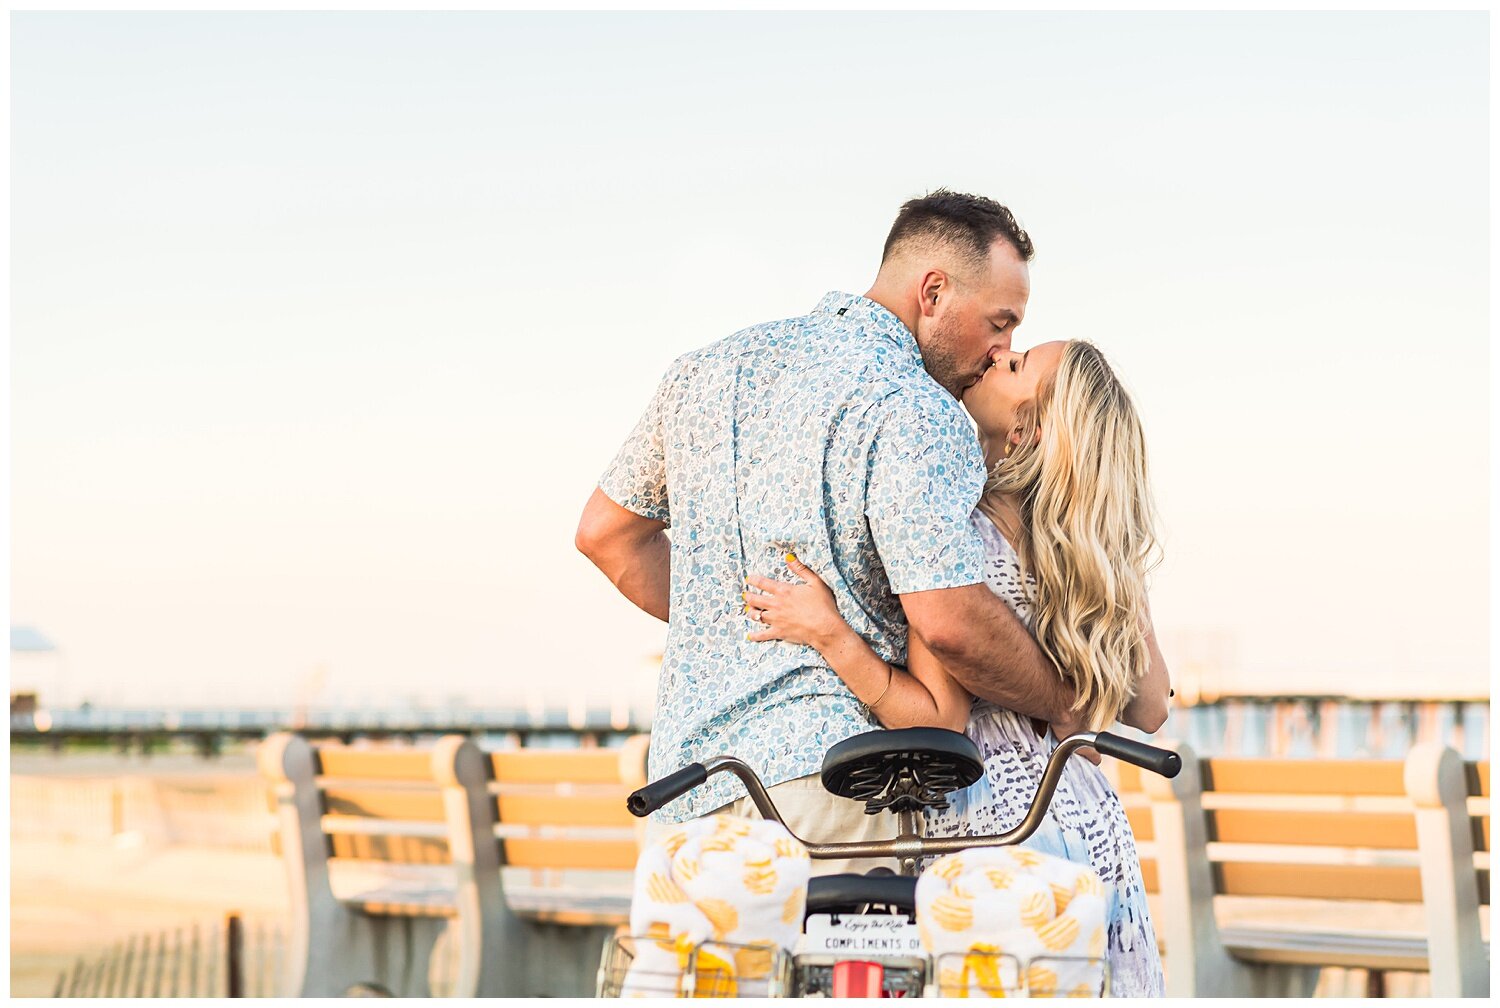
[643,772,910,876]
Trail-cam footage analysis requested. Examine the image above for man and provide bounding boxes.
[575,190,1083,874]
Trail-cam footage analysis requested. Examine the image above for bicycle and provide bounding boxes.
[599,726,1181,998]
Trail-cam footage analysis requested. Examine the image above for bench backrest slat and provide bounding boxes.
[1208,809,1417,850]
[1197,759,1420,904]
[491,750,630,784]
[496,792,636,829]
[1132,742,1489,996]
[1201,759,1406,796]
[501,836,640,870]
[1213,861,1423,902]
[303,747,452,867]
[321,786,447,822]
[316,748,434,782]
[1469,761,1489,905]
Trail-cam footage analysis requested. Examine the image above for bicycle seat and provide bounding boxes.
[821,728,984,814]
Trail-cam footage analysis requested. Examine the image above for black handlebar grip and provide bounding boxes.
[1092,732,1182,778]
[626,763,709,817]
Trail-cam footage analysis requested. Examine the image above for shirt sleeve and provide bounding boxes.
[864,395,987,594]
[597,359,678,525]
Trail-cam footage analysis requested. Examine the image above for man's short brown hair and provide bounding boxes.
[881,189,1034,271]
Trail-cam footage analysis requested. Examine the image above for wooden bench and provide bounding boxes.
[259,732,648,997]
[1121,743,1488,997]
[443,735,648,996]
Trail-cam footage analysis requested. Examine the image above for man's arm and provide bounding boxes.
[580,358,679,621]
[901,582,1085,738]
[1118,606,1170,733]
[575,487,671,622]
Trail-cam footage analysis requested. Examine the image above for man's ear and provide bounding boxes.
[918,270,948,318]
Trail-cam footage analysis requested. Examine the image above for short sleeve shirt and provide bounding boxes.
[598,291,988,820]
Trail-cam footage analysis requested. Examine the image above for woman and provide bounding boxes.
[741,339,1169,996]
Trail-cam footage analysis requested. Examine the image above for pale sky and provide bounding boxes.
[9,11,1489,709]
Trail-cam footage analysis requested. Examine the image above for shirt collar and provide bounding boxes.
[812,291,923,368]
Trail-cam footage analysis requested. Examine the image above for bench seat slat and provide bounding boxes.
[1220,926,1431,971]
[327,858,458,915]
[506,887,632,926]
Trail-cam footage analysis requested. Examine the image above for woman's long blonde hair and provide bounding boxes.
[980,341,1161,731]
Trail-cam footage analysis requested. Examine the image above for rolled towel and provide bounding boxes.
[621,814,810,997]
[916,847,1108,998]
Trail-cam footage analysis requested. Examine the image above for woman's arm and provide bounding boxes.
[744,555,972,732]
[1118,607,1171,733]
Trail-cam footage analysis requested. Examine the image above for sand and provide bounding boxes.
[10,837,287,997]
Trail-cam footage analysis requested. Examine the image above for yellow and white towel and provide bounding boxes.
[621,814,810,997]
[916,847,1108,998]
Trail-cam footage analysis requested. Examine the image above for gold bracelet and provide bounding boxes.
[868,663,896,710]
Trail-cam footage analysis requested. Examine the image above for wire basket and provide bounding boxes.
[792,954,929,997]
[932,952,1109,998]
[597,934,793,998]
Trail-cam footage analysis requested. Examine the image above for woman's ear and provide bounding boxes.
[1008,421,1042,453]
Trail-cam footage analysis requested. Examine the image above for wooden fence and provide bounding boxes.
[49,912,472,997]
[51,913,285,997]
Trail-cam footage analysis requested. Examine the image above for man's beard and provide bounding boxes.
[919,313,971,400]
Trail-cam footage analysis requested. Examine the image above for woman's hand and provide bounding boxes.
[744,554,847,650]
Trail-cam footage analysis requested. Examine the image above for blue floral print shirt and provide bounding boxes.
[598,291,989,820]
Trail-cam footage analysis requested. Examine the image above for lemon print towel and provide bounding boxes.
[621,814,810,997]
[916,847,1108,998]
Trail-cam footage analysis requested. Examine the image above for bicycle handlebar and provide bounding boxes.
[1091,731,1181,778]
[626,731,1181,861]
[626,763,707,817]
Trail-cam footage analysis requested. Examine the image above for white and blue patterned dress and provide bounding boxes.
[925,509,1165,997]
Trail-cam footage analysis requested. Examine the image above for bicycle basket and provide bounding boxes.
[597,934,793,998]
[792,954,929,998]
[932,952,1109,998]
